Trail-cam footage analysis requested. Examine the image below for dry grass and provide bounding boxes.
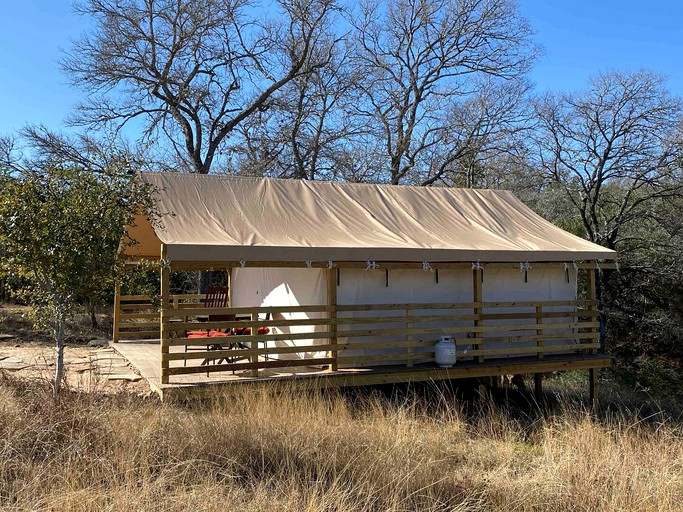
[0,375,681,512]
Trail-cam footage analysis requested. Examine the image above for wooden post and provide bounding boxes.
[160,244,170,385]
[534,296,545,400]
[473,268,483,363]
[227,267,233,307]
[251,312,259,377]
[536,305,543,359]
[406,308,414,367]
[589,368,598,412]
[534,373,543,399]
[586,267,598,355]
[113,281,121,343]
[327,268,338,371]
[587,264,599,410]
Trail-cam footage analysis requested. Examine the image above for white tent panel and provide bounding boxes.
[336,269,473,364]
[230,266,580,366]
[231,267,328,360]
[480,268,579,357]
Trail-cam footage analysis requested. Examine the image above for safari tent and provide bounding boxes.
[114,172,616,401]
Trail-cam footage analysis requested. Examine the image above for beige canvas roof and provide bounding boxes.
[121,172,617,263]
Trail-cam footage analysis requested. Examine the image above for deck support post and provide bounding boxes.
[586,263,600,411]
[589,368,598,411]
[113,281,121,343]
[160,244,170,385]
[472,267,484,363]
[534,373,543,399]
[327,268,338,371]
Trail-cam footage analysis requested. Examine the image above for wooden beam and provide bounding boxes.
[156,355,614,401]
[164,299,598,318]
[168,260,620,271]
[160,244,170,384]
[113,281,121,343]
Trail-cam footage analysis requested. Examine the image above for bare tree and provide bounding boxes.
[64,0,340,174]
[533,70,683,252]
[19,125,162,174]
[418,77,532,187]
[351,0,536,185]
[229,35,372,181]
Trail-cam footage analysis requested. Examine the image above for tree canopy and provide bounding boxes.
[0,162,152,392]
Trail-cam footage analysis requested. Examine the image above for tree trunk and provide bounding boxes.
[89,300,98,329]
[53,318,65,395]
[199,270,212,294]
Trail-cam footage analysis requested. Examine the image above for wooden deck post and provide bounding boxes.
[251,312,259,377]
[534,373,543,399]
[327,268,338,371]
[536,305,544,359]
[587,263,599,409]
[586,267,598,356]
[113,281,121,343]
[160,244,170,385]
[406,308,414,368]
[473,267,484,363]
[227,267,233,307]
[589,368,599,411]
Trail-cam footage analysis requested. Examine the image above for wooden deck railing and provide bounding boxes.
[114,293,205,342]
[152,300,599,384]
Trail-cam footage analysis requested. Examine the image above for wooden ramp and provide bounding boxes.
[111,339,612,401]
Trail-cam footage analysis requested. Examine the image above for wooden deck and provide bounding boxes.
[111,339,612,401]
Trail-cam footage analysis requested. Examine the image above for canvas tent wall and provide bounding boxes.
[230,266,578,366]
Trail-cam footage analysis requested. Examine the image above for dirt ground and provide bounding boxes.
[0,303,152,396]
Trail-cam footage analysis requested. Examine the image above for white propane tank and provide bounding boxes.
[435,335,456,367]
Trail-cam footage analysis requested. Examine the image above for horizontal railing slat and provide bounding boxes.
[165,343,337,361]
[164,310,596,331]
[454,343,601,358]
[167,357,335,376]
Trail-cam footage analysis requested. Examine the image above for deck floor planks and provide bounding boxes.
[110,339,612,401]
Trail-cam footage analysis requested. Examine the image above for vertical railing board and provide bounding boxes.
[587,264,599,410]
[536,305,543,359]
[473,268,484,363]
[586,268,598,355]
[160,244,170,385]
[327,268,338,371]
[405,308,414,367]
[227,267,233,307]
[251,312,259,377]
[534,304,544,397]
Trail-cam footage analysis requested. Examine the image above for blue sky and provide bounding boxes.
[1,0,682,138]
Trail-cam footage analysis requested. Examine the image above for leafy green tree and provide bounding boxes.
[0,163,151,393]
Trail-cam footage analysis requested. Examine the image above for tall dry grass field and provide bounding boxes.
[0,375,681,511]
